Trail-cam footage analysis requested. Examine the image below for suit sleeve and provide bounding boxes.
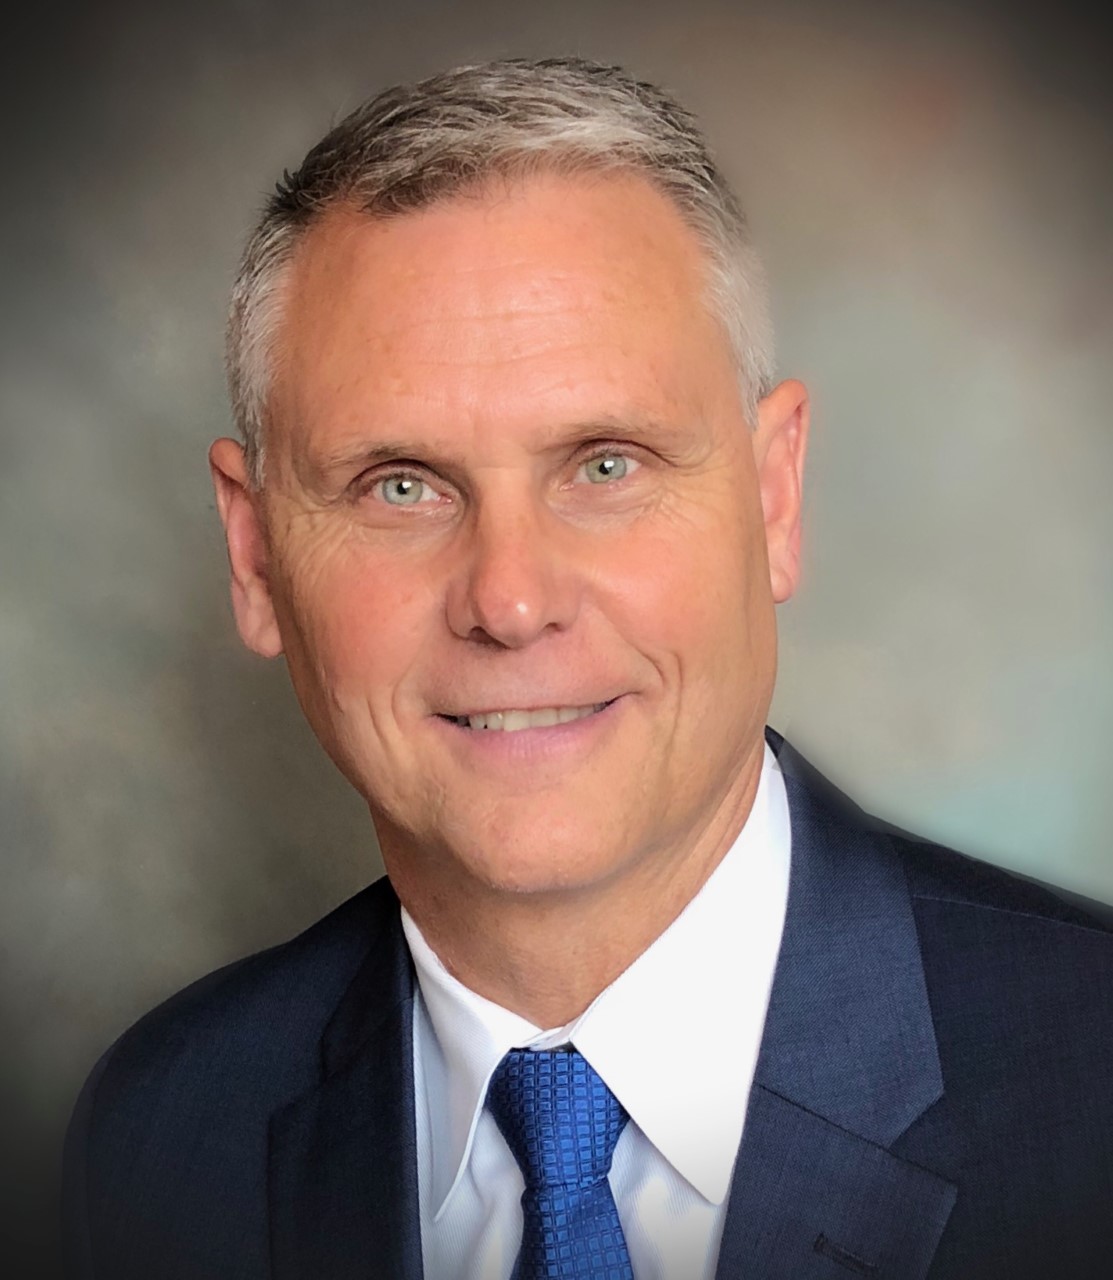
[62,1048,114,1279]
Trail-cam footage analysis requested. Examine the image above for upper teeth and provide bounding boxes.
[452,704,607,732]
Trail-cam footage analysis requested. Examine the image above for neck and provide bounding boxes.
[382,743,765,1028]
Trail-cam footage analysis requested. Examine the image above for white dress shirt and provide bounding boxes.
[402,742,791,1280]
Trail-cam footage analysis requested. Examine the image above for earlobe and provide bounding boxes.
[755,379,810,605]
[208,438,284,658]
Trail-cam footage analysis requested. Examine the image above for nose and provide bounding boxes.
[445,492,582,649]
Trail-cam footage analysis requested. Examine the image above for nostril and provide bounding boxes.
[466,625,515,649]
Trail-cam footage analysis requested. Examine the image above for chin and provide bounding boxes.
[450,815,633,900]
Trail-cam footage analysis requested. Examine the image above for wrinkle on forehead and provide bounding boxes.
[267,171,740,485]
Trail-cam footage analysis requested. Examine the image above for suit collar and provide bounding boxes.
[758,727,943,1143]
[711,730,955,1280]
[268,885,424,1280]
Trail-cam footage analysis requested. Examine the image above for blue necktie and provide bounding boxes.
[486,1047,636,1280]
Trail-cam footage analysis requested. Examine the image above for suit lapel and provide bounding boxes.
[268,893,424,1280]
[714,734,956,1278]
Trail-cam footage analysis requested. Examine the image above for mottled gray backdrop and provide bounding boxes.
[3,0,1110,1271]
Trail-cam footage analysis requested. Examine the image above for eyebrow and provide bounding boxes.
[317,440,443,474]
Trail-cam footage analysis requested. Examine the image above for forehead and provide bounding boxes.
[269,171,737,464]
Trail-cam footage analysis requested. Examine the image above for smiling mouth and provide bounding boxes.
[438,700,616,732]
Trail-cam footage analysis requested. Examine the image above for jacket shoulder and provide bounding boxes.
[92,874,402,1096]
[64,876,404,1277]
[773,728,1112,935]
[882,821,1113,1277]
[886,823,1113,936]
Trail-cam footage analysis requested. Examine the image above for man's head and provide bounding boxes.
[211,58,807,917]
[227,58,777,489]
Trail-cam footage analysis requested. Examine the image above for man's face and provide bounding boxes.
[216,172,806,901]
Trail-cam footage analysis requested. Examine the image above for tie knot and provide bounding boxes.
[486,1048,629,1190]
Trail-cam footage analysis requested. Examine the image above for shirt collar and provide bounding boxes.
[402,740,791,1215]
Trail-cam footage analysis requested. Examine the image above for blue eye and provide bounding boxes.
[581,453,636,484]
[375,474,436,505]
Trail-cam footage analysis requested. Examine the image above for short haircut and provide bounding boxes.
[227,57,776,486]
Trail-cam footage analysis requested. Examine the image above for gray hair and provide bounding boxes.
[227,57,776,487]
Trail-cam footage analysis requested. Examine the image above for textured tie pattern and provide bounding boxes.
[486,1048,635,1280]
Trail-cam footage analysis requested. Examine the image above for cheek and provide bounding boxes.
[597,496,766,681]
[282,542,438,711]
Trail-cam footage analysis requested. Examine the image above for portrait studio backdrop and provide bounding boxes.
[2,0,1110,1271]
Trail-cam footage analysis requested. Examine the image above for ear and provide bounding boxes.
[208,438,284,658]
[754,379,810,604]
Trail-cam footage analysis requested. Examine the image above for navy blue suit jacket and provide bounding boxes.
[64,731,1113,1278]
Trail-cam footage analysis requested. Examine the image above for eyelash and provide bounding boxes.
[570,443,642,486]
[357,466,445,507]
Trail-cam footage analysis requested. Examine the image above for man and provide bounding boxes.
[64,58,1113,1280]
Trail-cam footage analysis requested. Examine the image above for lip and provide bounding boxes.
[429,695,626,767]
[437,699,613,729]
[434,695,621,720]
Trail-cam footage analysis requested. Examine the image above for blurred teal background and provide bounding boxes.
[2,0,1110,1270]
